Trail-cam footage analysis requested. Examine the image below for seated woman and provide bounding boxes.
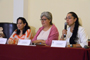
[8,17,33,44]
[0,27,5,38]
[60,12,88,48]
[32,11,59,46]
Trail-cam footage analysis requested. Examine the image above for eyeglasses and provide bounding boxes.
[65,17,72,20]
[40,19,47,21]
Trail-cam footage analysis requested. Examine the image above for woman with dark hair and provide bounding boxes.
[8,17,33,44]
[32,11,59,46]
[60,12,88,48]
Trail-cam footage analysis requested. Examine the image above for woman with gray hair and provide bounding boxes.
[32,11,59,46]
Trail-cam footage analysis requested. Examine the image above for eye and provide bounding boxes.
[65,17,72,20]
[20,23,22,24]
[40,19,47,21]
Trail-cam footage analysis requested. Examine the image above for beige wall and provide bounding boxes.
[0,0,13,22]
[0,0,90,39]
[28,0,90,38]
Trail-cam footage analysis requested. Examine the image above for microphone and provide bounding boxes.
[84,45,90,49]
[64,22,67,37]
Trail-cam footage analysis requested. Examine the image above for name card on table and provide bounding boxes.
[51,40,66,48]
[0,38,7,44]
[17,39,31,46]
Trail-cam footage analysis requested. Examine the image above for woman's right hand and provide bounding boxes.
[62,29,67,35]
[60,29,67,40]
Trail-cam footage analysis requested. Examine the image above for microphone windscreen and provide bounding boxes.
[64,22,67,30]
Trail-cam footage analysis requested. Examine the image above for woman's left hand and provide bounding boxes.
[15,39,19,44]
[41,40,45,44]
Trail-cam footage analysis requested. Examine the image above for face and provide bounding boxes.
[40,16,51,26]
[65,13,77,26]
[17,19,26,30]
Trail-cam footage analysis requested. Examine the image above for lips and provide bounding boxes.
[42,23,45,24]
[17,27,20,29]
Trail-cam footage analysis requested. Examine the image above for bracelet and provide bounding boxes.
[70,44,73,47]
[61,36,64,39]
[39,43,41,44]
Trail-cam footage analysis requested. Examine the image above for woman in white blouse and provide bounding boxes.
[60,12,88,48]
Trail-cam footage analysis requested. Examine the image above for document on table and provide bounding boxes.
[51,40,66,47]
[17,39,31,46]
[0,38,7,44]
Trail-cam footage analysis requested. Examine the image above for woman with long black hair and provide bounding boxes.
[60,12,88,48]
[8,17,33,44]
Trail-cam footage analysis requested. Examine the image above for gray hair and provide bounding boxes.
[41,11,53,25]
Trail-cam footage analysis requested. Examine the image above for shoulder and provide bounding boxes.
[39,26,44,30]
[26,29,31,31]
[11,29,17,37]
[50,24,59,33]
[77,26,86,34]
[25,29,31,33]
[78,26,85,32]
[78,26,84,29]
[36,26,44,32]
[13,29,17,33]
[51,24,58,30]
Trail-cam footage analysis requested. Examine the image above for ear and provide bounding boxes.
[74,18,77,22]
[49,19,51,22]
[24,23,26,26]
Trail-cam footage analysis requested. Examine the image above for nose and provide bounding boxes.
[41,20,45,23]
[66,18,69,22]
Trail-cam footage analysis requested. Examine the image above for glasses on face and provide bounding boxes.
[65,17,72,20]
[17,22,23,25]
[40,19,47,21]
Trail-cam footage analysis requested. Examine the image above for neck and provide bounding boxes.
[44,24,52,28]
[70,23,75,28]
[70,23,75,32]
[43,24,52,31]
[20,29,23,33]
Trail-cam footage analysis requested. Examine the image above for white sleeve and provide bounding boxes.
[78,27,88,48]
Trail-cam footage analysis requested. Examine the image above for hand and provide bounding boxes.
[0,33,4,37]
[14,39,19,44]
[60,29,67,40]
[36,40,46,45]
[67,45,71,47]
[62,29,67,35]
[8,39,14,44]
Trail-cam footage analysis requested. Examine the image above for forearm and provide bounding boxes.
[41,40,46,44]
[32,40,42,43]
[67,44,82,48]
[73,44,82,48]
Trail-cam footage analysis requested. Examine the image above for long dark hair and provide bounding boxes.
[68,12,80,44]
[16,17,30,35]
